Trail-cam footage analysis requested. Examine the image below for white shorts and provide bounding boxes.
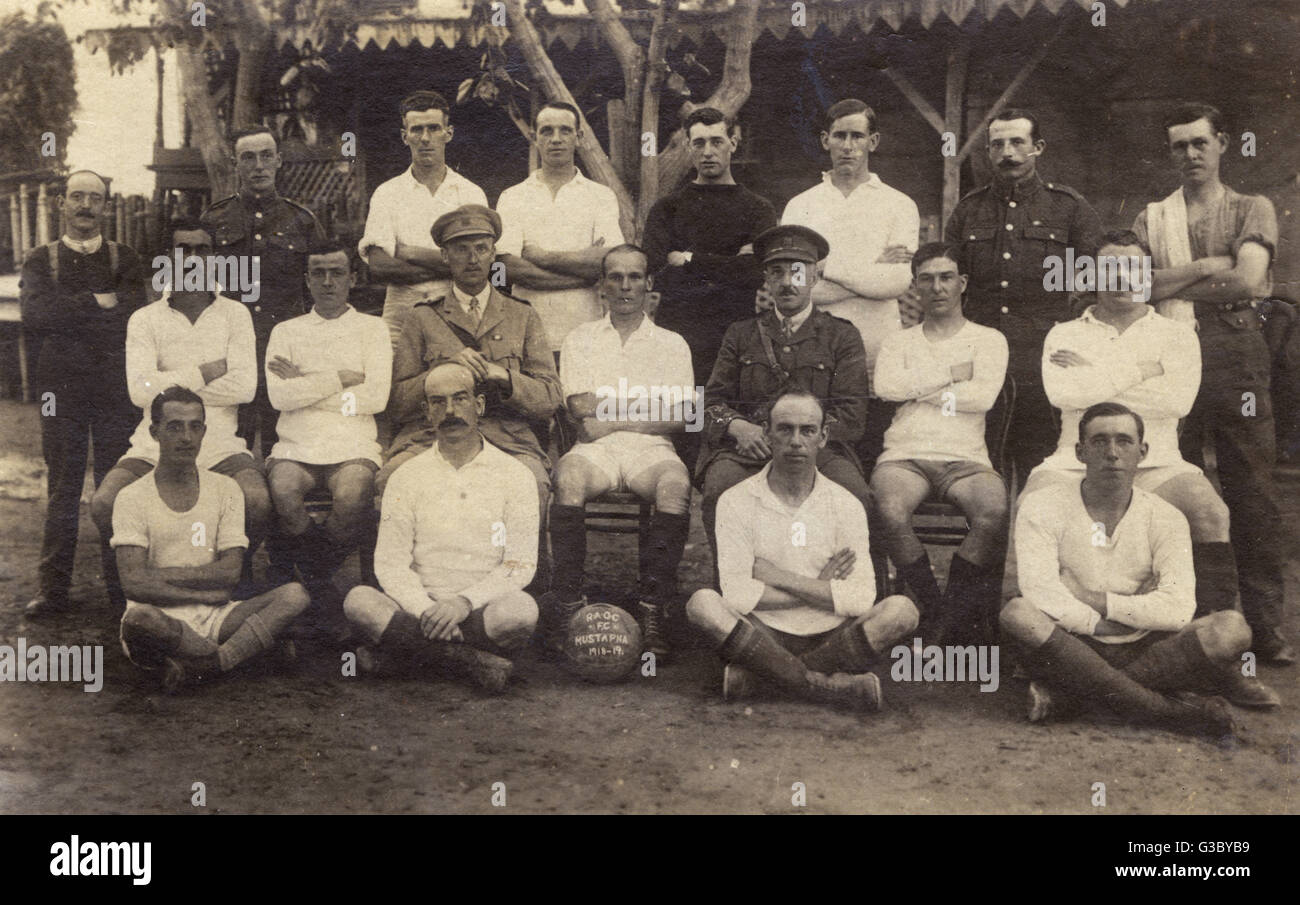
[563,436,684,490]
[119,598,243,665]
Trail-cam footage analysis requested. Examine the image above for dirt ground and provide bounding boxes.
[0,399,1295,814]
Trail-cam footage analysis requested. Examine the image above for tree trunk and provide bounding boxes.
[503,0,636,241]
[176,42,236,198]
[635,1,673,236]
[651,0,761,201]
[231,28,271,130]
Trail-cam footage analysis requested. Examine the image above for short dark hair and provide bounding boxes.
[168,217,209,244]
[991,108,1040,143]
[231,126,277,151]
[1078,401,1144,445]
[306,237,356,268]
[911,242,963,276]
[766,387,827,427]
[151,385,205,425]
[534,101,580,130]
[1097,229,1149,255]
[684,106,732,138]
[400,90,451,124]
[1161,102,1225,139]
[599,243,648,277]
[825,99,876,135]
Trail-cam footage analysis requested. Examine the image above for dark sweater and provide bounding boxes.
[643,182,778,339]
[19,240,146,415]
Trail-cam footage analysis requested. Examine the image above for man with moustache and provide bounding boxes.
[202,126,324,457]
[545,245,694,657]
[20,170,146,617]
[780,98,920,471]
[699,224,871,564]
[1020,230,1280,708]
[1132,102,1292,665]
[871,243,1008,645]
[945,109,1102,482]
[495,101,624,359]
[114,386,309,692]
[1000,403,1247,738]
[343,362,539,691]
[687,388,918,710]
[643,107,778,387]
[360,91,489,345]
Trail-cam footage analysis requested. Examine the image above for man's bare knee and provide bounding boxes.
[871,593,919,638]
[686,589,739,640]
[652,470,691,515]
[999,597,1047,642]
[1196,609,1252,660]
[553,458,594,507]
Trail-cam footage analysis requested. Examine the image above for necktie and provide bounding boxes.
[782,317,794,340]
[468,296,481,326]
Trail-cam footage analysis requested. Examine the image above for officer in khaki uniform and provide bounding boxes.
[945,110,1102,483]
[201,127,324,458]
[699,224,872,561]
[382,204,562,512]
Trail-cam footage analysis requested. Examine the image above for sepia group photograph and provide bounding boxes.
[0,0,1295,850]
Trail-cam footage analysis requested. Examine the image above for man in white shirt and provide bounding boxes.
[1021,230,1279,709]
[545,245,693,658]
[1000,403,1251,736]
[686,389,918,710]
[92,222,269,608]
[343,362,539,692]
[114,386,309,692]
[871,243,1009,646]
[496,101,625,358]
[358,90,489,345]
[781,98,920,470]
[264,240,393,608]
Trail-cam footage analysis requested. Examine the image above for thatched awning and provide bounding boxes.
[80,0,1177,57]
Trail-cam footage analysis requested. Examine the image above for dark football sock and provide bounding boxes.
[548,503,587,598]
[1192,542,1240,618]
[638,511,690,603]
[896,551,943,620]
[799,618,880,674]
[719,617,810,691]
[1123,629,1221,694]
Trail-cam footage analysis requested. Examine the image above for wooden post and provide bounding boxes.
[155,47,166,148]
[116,194,127,243]
[940,36,971,232]
[9,195,21,269]
[18,183,31,261]
[35,183,50,246]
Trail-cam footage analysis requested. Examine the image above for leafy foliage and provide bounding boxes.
[0,10,78,174]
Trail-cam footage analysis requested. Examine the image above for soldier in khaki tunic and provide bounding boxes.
[382,204,562,514]
[945,109,1103,482]
[201,126,324,458]
[699,225,872,565]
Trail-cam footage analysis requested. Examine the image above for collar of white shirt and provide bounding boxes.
[432,437,488,471]
[451,283,490,317]
[308,304,354,324]
[779,302,814,335]
[61,234,103,255]
[747,461,829,511]
[402,164,469,197]
[819,170,882,194]
[596,312,655,339]
[526,166,589,191]
[1078,304,1156,329]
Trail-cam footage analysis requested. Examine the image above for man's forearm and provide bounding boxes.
[527,245,605,281]
[504,255,590,290]
[121,573,229,607]
[765,566,835,610]
[365,248,444,284]
[153,562,242,591]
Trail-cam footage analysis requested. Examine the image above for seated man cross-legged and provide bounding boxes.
[1022,230,1279,708]
[115,387,309,692]
[546,245,694,657]
[93,221,270,607]
[871,242,1009,645]
[687,389,918,711]
[1000,403,1251,737]
[343,362,539,692]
